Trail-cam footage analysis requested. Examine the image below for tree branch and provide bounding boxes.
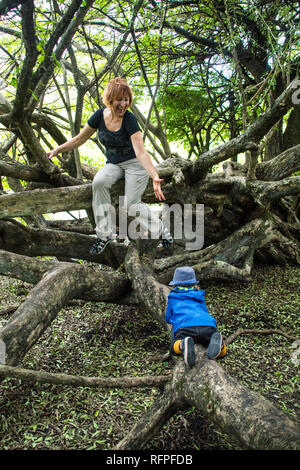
[0,251,129,364]
[0,0,28,16]
[0,183,92,218]
[116,344,300,450]
[188,78,299,182]
[225,328,297,345]
[181,345,300,450]
[0,158,51,183]
[115,386,185,449]
[0,221,123,267]
[84,0,144,93]
[248,176,300,206]
[28,0,95,115]
[12,0,38,119]
[257,144,300,181]
[124,241,170,331]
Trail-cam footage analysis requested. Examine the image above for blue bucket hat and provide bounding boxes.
[169,266,199,286]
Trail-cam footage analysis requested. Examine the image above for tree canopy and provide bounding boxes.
[1,0,299,168]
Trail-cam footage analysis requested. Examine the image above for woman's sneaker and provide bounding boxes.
[181,337,195,368]
[160,223,173,248]
[206,331,223,359]
[89,234,116,255]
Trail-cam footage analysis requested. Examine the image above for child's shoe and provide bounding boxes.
[181,337,195,368]
[206,331,223,359]
[173,340,182,355]
[217,343,227,359]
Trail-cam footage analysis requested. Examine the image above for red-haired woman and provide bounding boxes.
[48,77,173,254]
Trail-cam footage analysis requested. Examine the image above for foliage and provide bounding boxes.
[156,81,235,158]
[0,0,299,166]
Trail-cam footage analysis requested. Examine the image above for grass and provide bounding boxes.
[0,264,299,450]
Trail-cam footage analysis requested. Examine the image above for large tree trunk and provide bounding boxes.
[116,345,300,450]
[0,79,299,450]
[0,250,129,365]
[115,246,300,450]
[1,245,299,450]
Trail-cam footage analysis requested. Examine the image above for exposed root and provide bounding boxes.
[0,364,170,389]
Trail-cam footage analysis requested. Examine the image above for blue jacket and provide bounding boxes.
[165,287,216,337]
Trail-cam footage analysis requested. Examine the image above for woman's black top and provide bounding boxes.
[88,108,141,164]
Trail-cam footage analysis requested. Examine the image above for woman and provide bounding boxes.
[48,77,173,254]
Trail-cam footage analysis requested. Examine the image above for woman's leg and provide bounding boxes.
[120,158,170,241]
[92,163,123,238]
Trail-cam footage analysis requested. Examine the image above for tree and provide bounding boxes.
[0,0,299,450]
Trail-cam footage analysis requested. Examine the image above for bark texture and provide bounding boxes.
[116,346,300,450]
[115,242,300,450]
[0,251,129,365]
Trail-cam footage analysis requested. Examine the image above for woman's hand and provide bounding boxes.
[47,148,59,160]
[153,177,166,201]
[130,131,166,201]
[47,124,96,160]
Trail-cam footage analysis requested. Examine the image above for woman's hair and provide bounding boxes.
[102,77,133,107]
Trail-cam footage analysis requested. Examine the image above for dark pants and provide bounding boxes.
[170,326,217,356]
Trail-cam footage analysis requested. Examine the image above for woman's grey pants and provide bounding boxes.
[92,158,162,239]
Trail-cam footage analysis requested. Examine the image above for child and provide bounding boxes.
[165,266,227,368]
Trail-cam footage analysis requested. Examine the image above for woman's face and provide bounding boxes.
[111,95,130,117]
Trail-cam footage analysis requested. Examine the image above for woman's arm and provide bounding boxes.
[131,131,166,201]
[48,124,96,159]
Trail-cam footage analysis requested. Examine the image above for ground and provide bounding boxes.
[0,264,299,450]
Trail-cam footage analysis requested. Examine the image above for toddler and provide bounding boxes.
[165,266,227,367]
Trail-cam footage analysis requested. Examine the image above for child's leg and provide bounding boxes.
[170,328,196,368]
[206,329,226,360]
[194,326,227,360]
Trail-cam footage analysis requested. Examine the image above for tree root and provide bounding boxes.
[115,242,300,450]
[225,328,297,345]
[115,346,300,450]
[0,251,129,365]
[0,364,170,389]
